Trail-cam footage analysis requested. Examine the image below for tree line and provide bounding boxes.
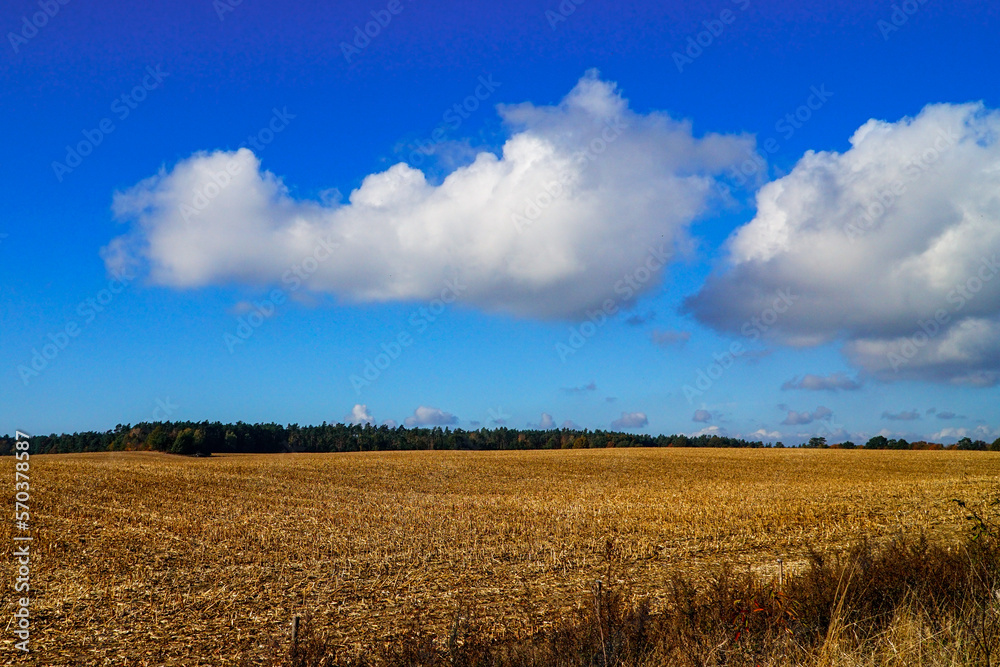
[1,422,998,456]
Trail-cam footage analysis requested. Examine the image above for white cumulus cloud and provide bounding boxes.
[344,404,374,425]
[104,71,752,320]
[685,102,1000,385]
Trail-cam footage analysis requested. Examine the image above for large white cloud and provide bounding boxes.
[105,71,752,320]
[685,102,1000,385]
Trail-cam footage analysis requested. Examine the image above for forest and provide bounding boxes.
[2,421,998,456]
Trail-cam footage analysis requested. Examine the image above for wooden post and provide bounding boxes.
[777,558,784,589]
[593,580,607,667]
[292,615,300,650]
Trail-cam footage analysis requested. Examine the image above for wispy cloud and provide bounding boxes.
[404,406,458,427]
[882,410,921,421]
[781,372,862,392]
[625,311,655,326]
[562,381,597,394]
[650,329,691,348]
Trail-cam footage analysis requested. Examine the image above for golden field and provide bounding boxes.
[4,448,999,665]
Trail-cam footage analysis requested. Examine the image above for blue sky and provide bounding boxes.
[2,0,999,444]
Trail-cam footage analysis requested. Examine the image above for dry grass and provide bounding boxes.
[2,448,998,665]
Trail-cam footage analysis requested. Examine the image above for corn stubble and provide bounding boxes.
[3,448,998,665]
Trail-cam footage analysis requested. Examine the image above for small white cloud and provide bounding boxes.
[528,412,556,429]
[781,406,833,426]
[692,409,713,423]
[690,425,725,437]
[345,404,374,425]
[748,428,782,441]
[611,411,648,430]
[404,406,458,427]
[561,420,580,430]
[382,419,398,428]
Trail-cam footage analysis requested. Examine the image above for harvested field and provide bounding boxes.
[4,448,999,665]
